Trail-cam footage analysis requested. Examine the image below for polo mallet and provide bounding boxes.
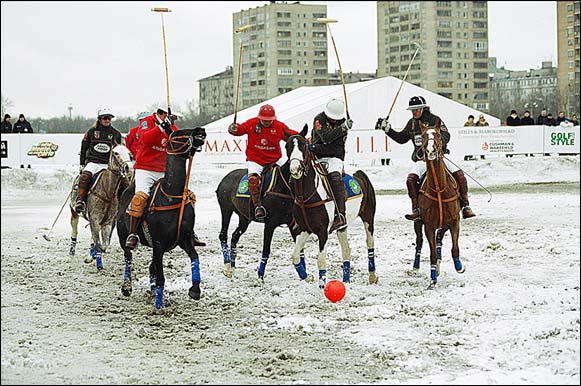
[43,191,72,241]
[233,24,251,124]
[385,42,422,120]
[317,18,350,120]
[151,7,173,115]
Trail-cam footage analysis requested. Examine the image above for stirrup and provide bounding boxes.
[74,200,86,214]
[255,205,267,221]
[193,232,206,247]
[405,208,421,221]
[329,214,347,234]
[125,233,140,250]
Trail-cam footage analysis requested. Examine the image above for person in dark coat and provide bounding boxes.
[506,110,521,126]
[1,114,12,133]
[520,110,535,126]
[537,110,549,125]
[556,111,568,125]
[376,95,476,220]
[545,113,557,126]
[570,114,579,126]
[12,114,34,133]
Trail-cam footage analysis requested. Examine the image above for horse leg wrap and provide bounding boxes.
[124,260,132,281]
[69,238,77,256]
[221,241,230,264]
[90,243,96,258]
[342,261,351,283]
[300,251,306,271]
[453,256,464,273]
[436,241,442,260]
[413,249,421,270]
[155,286,164,309]
[430,264,438,284]
[95,251,103,271]
[230,246,237,268]
[368,248,376,272]
[258,255,268,278]
[191,259,201,283]
[294,262,308,280]
[318,270,327,289]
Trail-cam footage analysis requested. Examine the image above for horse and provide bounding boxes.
[116,127,207,310]
[216,125,310,280]
[68,144,133,271]
[285,133,378,288]
[416,122,465,288]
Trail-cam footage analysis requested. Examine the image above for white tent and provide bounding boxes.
[205,76,500,133]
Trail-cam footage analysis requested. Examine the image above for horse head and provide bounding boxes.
[421,122,443,162]
[285,124,309,180]
[110,144,134,178]
[167,127,207,158]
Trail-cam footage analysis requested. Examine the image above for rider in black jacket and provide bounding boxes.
[376,96,476,221]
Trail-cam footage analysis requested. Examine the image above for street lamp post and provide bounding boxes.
[67,104,73,119]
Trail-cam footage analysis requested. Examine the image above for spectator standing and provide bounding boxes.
[464,115,476,127]
[570,114,579,126]
[520,110,535,126]
[12,114,34,133]
[475,114,489,126]
[556,111,568,125]
[545,113,557,126]
[1,114,12,133]
[506,110,521,126]
[537,110,549,125]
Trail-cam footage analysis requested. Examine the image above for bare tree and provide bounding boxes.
[1,94,14,117]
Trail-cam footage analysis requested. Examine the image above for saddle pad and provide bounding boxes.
[343,174,363,200]
[89,170,105,191]
[235,169,277,198]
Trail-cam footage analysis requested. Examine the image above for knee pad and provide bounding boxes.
[127,192,149,218]
[248,174,261,195]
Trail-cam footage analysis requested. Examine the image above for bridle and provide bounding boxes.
[108,145,133,178]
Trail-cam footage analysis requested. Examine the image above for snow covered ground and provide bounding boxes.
[1,155,580,384]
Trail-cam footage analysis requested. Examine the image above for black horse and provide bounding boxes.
[216,125,309,280]
[117,127,207,310]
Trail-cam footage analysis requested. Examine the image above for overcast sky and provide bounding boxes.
[1,1,557,119]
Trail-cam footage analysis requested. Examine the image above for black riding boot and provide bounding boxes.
[328,172,347,234]
[405,174,421,221]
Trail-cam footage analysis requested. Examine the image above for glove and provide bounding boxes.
[345,118,353,130]
[228,123,238,134]
[79,165,85,174]
[375,117,391,133]
[160,120,172,136]
[307,144,317,152]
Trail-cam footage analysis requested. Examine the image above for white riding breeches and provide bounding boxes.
[317,157,343,174]
[83,162,108,175]
[410,158,459,177]
[247,159,285,176]
[134,169,164,195]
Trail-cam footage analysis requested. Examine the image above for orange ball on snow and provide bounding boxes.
[324,280,346,303]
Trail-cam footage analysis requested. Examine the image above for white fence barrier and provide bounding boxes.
[1,125,578,168]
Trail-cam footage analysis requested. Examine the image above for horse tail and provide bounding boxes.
[353,170,376,216]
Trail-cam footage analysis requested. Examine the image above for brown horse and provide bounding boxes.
[417,122,465,288]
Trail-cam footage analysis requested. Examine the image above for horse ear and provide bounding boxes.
[300,123,308,137]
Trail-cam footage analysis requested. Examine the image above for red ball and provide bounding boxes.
[324,280,346,303]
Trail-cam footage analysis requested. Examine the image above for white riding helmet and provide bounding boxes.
[137,111,149,120]
[97,108,114,119]
[324,99,345,120]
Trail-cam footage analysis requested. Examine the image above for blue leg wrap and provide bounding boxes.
[342,261,351,283]
[191,259,201,283]
[230,246,237,268]
[430,265,438,283]
[294,262,307,280]
[123,260,132,281]
[368,248,376,272]
[413,249,421,269]
[453,256,463,272]
[90,243,96,258]
[300,252,306,271]
[221,241,230,264]
[258,254,268,277]
[95,252,103,270]
[436,242,442,260]
[155,286,164,309]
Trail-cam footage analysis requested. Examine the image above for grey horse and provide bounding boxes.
[69,144,133,270]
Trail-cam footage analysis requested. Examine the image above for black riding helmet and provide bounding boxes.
[406,95,428,110]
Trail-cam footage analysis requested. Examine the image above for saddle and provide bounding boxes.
[235,165,278,199]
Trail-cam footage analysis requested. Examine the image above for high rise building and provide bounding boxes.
[377,1,489,111]
[233,2,328,110]
[557,1,580,116]
[198,66,234,120]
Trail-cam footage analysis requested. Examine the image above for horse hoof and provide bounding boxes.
[305,274,315,283]
[258,274,264,281]
[83,256,94,264]
[369,273,379,284]
[188,284,201,300]
[428,281,437,290]
[69,249,75,256]
[121,281,132,297]
[456,267,466,274]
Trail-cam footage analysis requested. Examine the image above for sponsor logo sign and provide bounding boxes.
[27,141,59,158]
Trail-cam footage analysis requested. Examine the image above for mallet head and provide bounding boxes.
[151,7,171,12]
[235,25,252,33]
[316,18,338,23]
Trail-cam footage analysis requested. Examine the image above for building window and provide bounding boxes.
[437,10,452,17]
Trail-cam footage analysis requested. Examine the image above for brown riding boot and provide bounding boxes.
[452,170,476,219]
[74,171,93,214]
[125,191,149,250]
[404,173,422,221]
[328,172,347,234]
[248,174,266,221]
